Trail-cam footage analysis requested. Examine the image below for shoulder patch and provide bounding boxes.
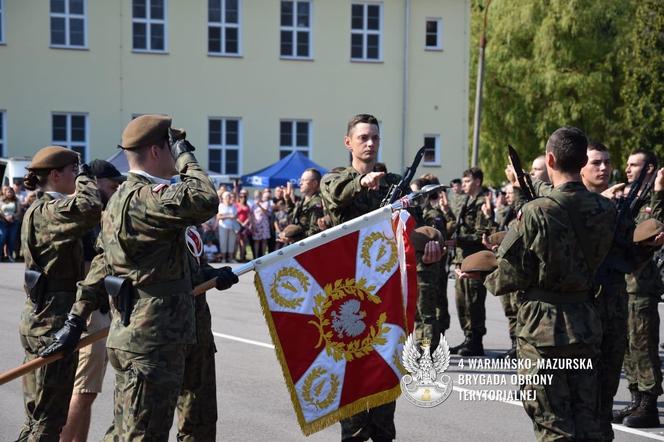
[152,183,168,192]
[517,210,522,221]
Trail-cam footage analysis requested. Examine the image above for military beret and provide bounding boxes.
[460,250,498,273]
[410,226,442,252]
[28,145,79,170]
[283,224,305,240]
[487,231,508,247]
[119,114,172,149]
[633,219,664,243]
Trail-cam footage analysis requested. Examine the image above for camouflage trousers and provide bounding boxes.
[176,337,217,441]
[518,340,601,441]
[415,271,441,349]
[103,344,187,442]
[17,334,78,442]
[340,401,396,441]
[454,275,487,338]
[595,282,628,441]
[623,294,663,395]
[500,292,518,342]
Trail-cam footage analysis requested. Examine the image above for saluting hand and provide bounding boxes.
[505,163,519,187]
[360,172,385,190]
[422,241,443,264]
[601,183,626,200]
[481,195,493,219]
[654,168,664,192]
[439,192,449,211]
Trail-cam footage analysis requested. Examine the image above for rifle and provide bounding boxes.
[507,145,536,201]
[629,165,655,216]
[381,145,427,207]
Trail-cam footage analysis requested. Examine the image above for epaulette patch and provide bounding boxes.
[152,184,168,192]
[517,210,523,221]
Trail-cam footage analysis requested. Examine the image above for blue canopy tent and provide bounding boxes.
[241,151,328,188]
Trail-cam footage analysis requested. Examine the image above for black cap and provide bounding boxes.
[89,159,126,182]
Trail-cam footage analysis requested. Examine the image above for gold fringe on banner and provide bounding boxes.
[254,274,403,436]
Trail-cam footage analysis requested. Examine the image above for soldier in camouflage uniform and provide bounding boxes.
[42,115,233,440]
[446,167,495,356]
[18,146,102,441]
[485,127,617,441]
[283,168,325,239]
[320,114,402,442]
[613,149,664,429]
[176,226,237,441]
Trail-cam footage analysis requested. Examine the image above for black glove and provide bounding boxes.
[168,128,195,160]
[38,313,86,358]
[77,162,92,178]
[203,266,239,291]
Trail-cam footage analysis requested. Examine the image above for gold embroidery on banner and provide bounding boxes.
[302,367,340,410]
[308,277,388,362]
[270,267,308,309]
[360,232,398,274]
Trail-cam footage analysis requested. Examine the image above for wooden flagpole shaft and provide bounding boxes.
[0,266,257,386]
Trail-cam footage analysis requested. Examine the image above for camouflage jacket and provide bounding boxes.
[484,182,616,348]
[422,204,450,240]
[286,192,325,237]
[449,190,495,264]
[19,175,102,337]
[71,153,218,353]
[320,166,401,225]
[626,190,664,295]
[186,229,214,346]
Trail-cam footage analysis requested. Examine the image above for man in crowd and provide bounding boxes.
[283,168,325,240]
[530,155,550,182]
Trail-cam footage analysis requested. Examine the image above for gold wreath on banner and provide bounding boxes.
[308,278,388,362]
[360,232,398,274]
[301,367,340,411]
[270,267,308,310]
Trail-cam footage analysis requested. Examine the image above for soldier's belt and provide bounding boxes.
[523,288,591,304]
[134,279,192,299]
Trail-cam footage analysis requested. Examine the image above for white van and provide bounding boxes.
[0,157,31,187]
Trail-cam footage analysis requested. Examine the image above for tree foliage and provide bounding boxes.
[468,0,660,184]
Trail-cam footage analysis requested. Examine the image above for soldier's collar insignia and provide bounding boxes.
[152,183,168,192]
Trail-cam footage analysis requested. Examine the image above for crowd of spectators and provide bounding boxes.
[0,182,34,262]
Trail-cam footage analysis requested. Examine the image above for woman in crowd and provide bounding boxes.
[251,188,272,258]
[235,189,252,262]
[273,200,290,250]
[217,190,238,263]
[0,185,22,261]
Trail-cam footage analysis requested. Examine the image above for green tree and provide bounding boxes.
[470,0,631,184]
[619,0,664,158]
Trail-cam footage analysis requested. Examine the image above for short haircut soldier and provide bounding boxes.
[545,126,588,173]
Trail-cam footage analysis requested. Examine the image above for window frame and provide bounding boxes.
[0,0,5,45]
[0,110,5,157]
[279,119,312,158]
[279,0,313,60]
[132,0,169,54]
[422,134,441,166]
[350,2,383,62]
[49,0,88,49]
[425,17,443,51]
[207,0,242,57]
[208,117,242,175]
[51,112,89,162]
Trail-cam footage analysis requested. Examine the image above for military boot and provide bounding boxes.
[458,338,484,357]
[450,337,470,355]
[612,388,641,423]
[623,392,660,428]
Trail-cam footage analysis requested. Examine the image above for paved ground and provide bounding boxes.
[1,262,664,441]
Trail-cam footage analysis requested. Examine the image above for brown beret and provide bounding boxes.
[410,226,442,252]
[487,231,508,247]
[634,219,664,243]
[461,250,498,273]
[28,145,79,170]
[283,224,305,241]
[119,114,172,149]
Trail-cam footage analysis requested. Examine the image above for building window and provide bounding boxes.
[422,135,440,166]
[425,18,442,50]
[0,111,5,157]
[209,118,241,175]
[208,0,241,56]
[50,0,87,48]
[280,120,310,158]
[0,0,5,44]
[280,1,311,59]
[351,3,381,61]
[52,113,88,162]
[132,0,167,52]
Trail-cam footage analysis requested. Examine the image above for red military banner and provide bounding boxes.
[253,207,417,435]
